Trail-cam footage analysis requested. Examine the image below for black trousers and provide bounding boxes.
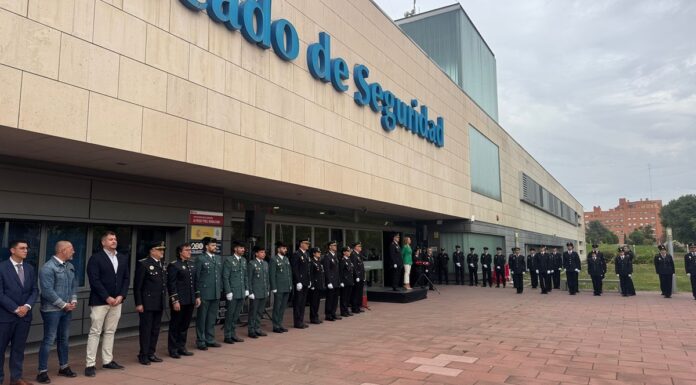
[566,271,579,294]
[391,266,402,289]
[468,268,478,285]
[494,268,505,287]
[539,273,550,293]
[590,275,603,295]
[168,304,194,354]
[553,269,561,289]
[293,287,308,327]
[482,269,492,287]
[454,266,464,285]
[351,281,364,312]
[512,273,523,293]
[659,274,673,297]
[619,274,635,295]
[529,270,538,288]
[308,288,322,322]
[340,285,353,315]
[325,287,338,318]
[0,318,30,383]
[438,267,449,284]
[691,274,696,299]
[138,310,163,357]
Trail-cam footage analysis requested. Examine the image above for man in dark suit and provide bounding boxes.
[339,246,355,317]
[654,245,675,298]
[453,245,465,285]
[509,247,526,294]
[466,248,479,286]
[350,242,366,313]
[134,241,167,365]
[534,246,552,294]
[615,248,635,296]
[0,240,39,385]
[563,242,581,295]
[436,248,449,285]
[480,247,493,287]
[551,247,563,289]
[308,247,326,324]
[167,243,200,358]
[493,247,506,288]
[291,238,311,328]
[685,243,696,300]
[85,231,129,377]
[388,234,402,291]
[587,245,606,296]
[323,241,341,321]
[526,247,538,289]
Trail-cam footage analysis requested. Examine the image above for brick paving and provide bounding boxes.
[22,286,696,385]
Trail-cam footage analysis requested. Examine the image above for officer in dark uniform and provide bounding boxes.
[437,248,449,285]
[134,241,167,365]
[535,246,552,294]
[466,248,479,286]
[526,247,538,289]
[222,241,248,344]
[587,245,606,296]
[493,247,506,288]
[323,241,341,321]
[615,248,635,296]
[416,248,435,290]
[291,238,311,328]
[270,241,292,333]
[685,243,696,300]
[388,234,402,291]
[480,247,492,287]
[350,242,366,313]
[308,248,326,324]
[247,246,269,338]
[509,247,526,294]
[167,243,200,358]
[551,247,563,289]
[654,245,675,298]
[453,245,465,285]
[563,242,581,295]
[339,246,355,317]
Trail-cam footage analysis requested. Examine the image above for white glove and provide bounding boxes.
[272,289,277,293]
[296,283,303,291]
[456,263,461,267]
[327,283,334,289]
[547,270,552,274]
[425,270,429,273]
[522,271,526,274]
[340,283,345,288]
[483,265,487,268]
[308,282,312,288]
[628,274,632,277]
[244,290,249,297]
[617,274,620,277]
[496,266,500,269]
[356,278,360,282]
[394,264,397,268]
[558,268,562,271]
[225,292,233,301]
[469,263,474,267]
[688,273,691,277]
[248,293,255,300]
[310,287,315,290]
[535,270,539,273]
[575,268,579,272]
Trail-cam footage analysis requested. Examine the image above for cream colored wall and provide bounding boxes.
[0,0,582,241]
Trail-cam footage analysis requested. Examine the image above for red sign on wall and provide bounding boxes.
[189,210,224,226]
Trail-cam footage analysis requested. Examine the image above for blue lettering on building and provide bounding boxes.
[179,0,444,148]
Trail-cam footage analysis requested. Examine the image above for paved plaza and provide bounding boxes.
[25,286,696,385]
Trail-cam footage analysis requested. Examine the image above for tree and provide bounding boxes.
[639,225,656,244]
[661,195,696,242]
[627,229,645,245]
[585,220,619,244]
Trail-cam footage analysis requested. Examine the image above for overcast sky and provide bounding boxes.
[375,0,696,211]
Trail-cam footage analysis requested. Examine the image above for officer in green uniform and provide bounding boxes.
[222,241,249,344]
[247,246,270,338]
[270,241,292,333]
[194,237,222,350]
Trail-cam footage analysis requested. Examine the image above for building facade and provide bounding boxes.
[584,198,663,243]
[0,0,582,343]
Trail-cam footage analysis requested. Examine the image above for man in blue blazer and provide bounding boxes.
[0,239,39,385]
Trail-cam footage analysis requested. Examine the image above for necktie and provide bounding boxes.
[17,263,25,286]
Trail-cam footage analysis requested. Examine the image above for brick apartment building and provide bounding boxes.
[584,198,663,243]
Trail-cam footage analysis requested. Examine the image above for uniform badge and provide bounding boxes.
[182,266,187,270]
[149,265,155,270]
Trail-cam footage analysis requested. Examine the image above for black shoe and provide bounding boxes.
[103,361,124,370]
[148,355,163,363]
[206,342,221,348]
[223,338,235,344]
[84,367,96,377]
[178,350,194,356]
[334,315,342,320]
[248,332,258,338]
[294,324,304,329]
[392,287,399,291]
[197,345,208,351]
[231,336,244,342]
[138,356,151,365]
[58,367,77,378]
[256,330,267,337]
[273,328,284,333]
[280,327,288,332]
[665,295,671,298]
[325,317,335,321]
[310,320,321,324]
[170,352,181,358]
[37,371,51,384]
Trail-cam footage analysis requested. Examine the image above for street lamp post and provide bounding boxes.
[667,228,677,293]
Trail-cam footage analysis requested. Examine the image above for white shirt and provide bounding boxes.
[53,256,65,265]
[10,258,32,310]
[276,254,284,260]
[104,248,118,273]
[233,254,242,261]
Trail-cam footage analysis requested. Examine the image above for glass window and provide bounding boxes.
[295,226,311,248]
[330,228,344,248]
[313,227,329,252]
[135,228,168,260]
[45,224,88,286]
[469,126,501,200]
[274,224,293,253]
[2,221,42,269]
[358,230,382,260]
[229,221,246,242]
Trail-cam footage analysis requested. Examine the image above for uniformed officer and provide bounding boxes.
[167,243,201,358]
[194,237,223,350]
[654,245,675,298]
[535,246,552,294]
[453,245,465,285]
[323,241,341,321]
[307,247,326,324]
[615,248,635,296]
[509,247,526,294]
[424,248,435,290]
[388,234,402,291]
[551,247,563,289]
[480,247,492,287]
[134,241,167,365]
[466,248,479,286]
[339,246,355,317]
[291,238,311,328]
[437,248,449,285]
[563,242,581,295]
[684,243,696,300]
[526,247,538,289]
[270,241,292,333]
[493,247,506,288]
[247,246,270,338]
[350,242,366,313]
[222,241,249,343]
[587,244,606,296]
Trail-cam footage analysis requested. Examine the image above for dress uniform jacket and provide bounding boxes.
[323,252,340,287]
[167,259,198,306]
[493,254,506,272]
[587,254,606,277]
[309,258,326,290]
[509,254,526,274]
[339,257,355,287]
[481,253,492,269]
[685,251,696,299]
[351,252,365,282]
[222,255,248,298]
[291,249,310,287]
[248,259,270,299]
[654,253,675,275]
[269,254,292,293]
[466,253,479,269]
[134,257,166,311]
[453,251,465,266]
[195,253,222,301]
[563,251,582,271]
